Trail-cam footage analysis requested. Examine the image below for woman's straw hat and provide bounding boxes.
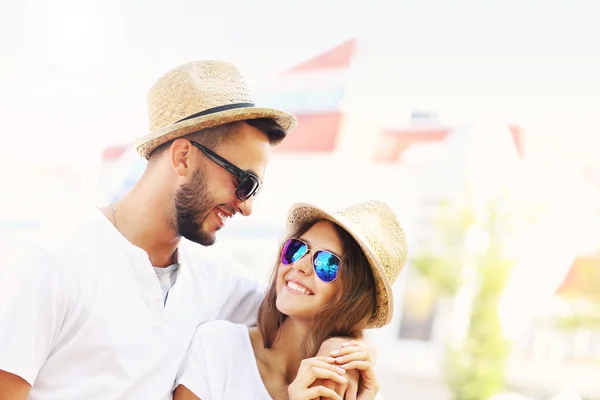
[287,200,408,328]
[135,60,297,159]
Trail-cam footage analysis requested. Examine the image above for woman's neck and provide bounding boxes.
[273,318,311,381]
[251,318,311,398]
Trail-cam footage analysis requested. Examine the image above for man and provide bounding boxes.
[0,61,364,399]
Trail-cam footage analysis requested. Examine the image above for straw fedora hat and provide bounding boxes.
[286,200,408,328]
[134,60,298,159]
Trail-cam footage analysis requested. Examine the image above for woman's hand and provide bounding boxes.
[288,356,348,400]
[330,340,380,400]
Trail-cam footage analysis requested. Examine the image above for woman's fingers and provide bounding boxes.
[330,345,363,357]
[295,358,347,387]
[333,350,370,365]
[340,360,372,371]
[305,366,347,386]
[303,385,343,400]
[314,356,337,363]
[358,364,381,395]
[303,358,347,375]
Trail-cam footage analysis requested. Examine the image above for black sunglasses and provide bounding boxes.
[189,141,262,202]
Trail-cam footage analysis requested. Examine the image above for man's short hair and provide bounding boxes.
[148,118,285,161]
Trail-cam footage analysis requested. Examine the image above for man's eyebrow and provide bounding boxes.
[244,169,261,181]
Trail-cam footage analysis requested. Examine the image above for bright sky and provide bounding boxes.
[0,0,598,168]
[1,0,599,346]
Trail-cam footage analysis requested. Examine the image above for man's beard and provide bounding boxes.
[172,168,218,246]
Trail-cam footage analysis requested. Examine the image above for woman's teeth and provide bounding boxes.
[286,281,312,295]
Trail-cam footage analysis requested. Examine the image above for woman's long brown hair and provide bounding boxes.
[257,219,377,358]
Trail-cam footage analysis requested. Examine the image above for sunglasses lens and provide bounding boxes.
[236,176,259,201]
[313,251,340,283]
[281,239,308,265]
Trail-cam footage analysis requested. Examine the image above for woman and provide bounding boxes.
[174,200,407,399]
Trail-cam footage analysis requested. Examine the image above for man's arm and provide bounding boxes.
[0,244,69,391]
[0,370,30,400]
[213,255,266,326]
[173,384,201,400]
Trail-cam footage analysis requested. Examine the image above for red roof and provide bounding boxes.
[274,112,342,153]
[284,39,356,74]
[372,128,450,163]
[102,145,128,160]
[509,124,525,158]
[555,255,600,301]
[372,123,526,163]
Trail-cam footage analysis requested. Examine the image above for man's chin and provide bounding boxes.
[183,230,216,246]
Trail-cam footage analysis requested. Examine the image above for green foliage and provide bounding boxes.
[411,253,463,296]
[554,300,600,330]
[411,194,516,400]
[409,200,476,296]
[555,313,600,330]
[445,254,514,400]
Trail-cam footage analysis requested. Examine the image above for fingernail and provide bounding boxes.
[331,350,340,356]
[338,368,346,374]
[325,357,335,363]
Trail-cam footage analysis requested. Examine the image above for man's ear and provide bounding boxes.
[169,139,193,177]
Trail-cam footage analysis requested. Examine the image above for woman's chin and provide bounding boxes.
[276,301,304,319]
[276,307,316,323]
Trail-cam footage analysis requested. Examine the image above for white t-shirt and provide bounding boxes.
[177,321,386,400]
[0,209,266,400]
[177,320,273,400]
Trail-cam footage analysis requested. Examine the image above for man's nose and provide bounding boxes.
[235,196,253,216]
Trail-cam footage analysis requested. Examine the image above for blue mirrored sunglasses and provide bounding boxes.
[280,238,341,283]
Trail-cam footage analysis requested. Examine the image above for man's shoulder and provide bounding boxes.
[6,241,58,266]
[1,241,71,292]
[29,208,108,251]
[4,209,108,281]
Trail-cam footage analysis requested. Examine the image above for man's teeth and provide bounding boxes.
[286,281,312,295]
[215,209,229,223]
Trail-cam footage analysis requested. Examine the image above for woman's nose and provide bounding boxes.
[293,252,313,276]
